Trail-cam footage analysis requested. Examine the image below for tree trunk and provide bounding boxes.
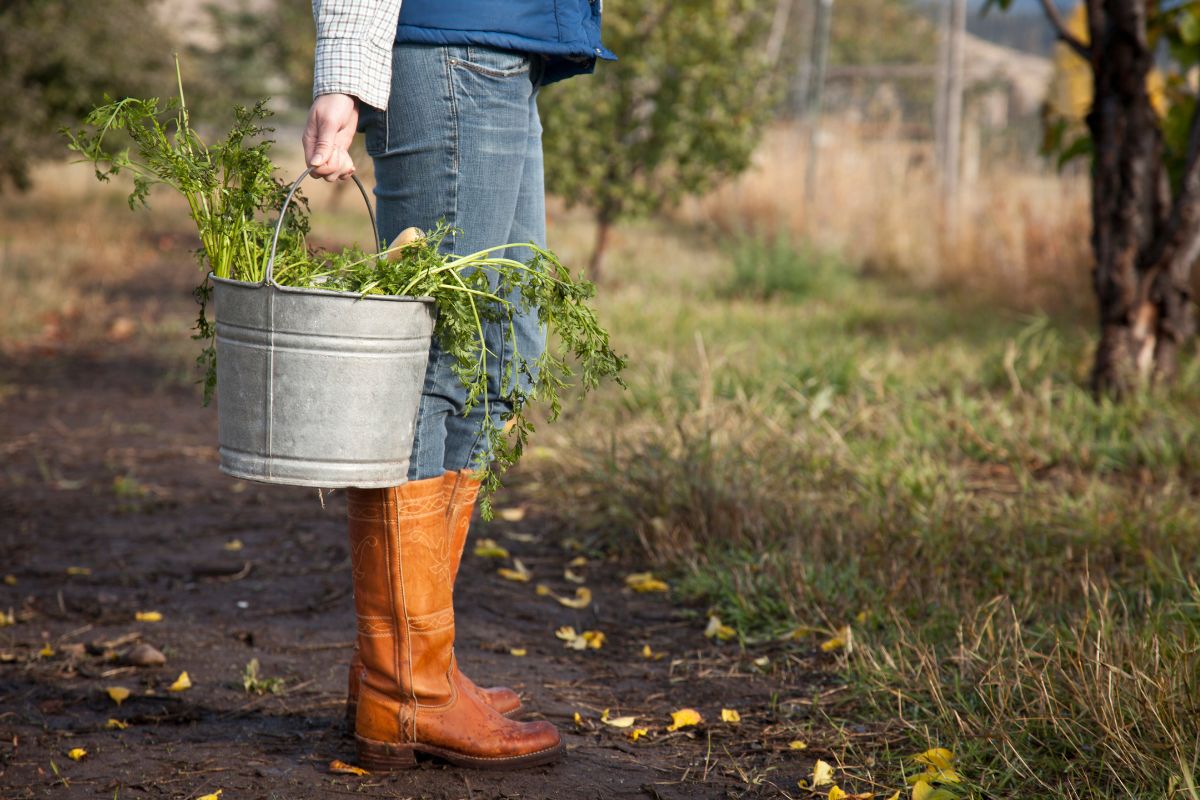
[1085,0,1170,397]
[1035,0,1200,397]
[588,212,614,283]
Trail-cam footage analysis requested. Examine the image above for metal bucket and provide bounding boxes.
[212,168,435,488]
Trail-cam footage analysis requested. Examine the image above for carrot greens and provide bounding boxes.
[65,72,624,509]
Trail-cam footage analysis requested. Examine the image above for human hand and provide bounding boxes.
[303,93,359,181]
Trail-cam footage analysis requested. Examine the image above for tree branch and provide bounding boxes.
[1039,0,1091,60]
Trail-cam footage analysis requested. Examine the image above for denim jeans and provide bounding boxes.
[361,43,547,480]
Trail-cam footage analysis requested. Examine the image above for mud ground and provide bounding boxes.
[1,302,835,799]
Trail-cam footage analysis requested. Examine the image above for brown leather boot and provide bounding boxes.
[344,473,520,729]
[346,478,562,770]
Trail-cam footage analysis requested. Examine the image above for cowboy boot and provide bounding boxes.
[443,469,521,712]
[347,478,561,770]
[344,473,520,729]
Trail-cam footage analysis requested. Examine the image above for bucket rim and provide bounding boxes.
[209,273,435,305]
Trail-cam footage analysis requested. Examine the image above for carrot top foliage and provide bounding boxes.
[64,67,625,510]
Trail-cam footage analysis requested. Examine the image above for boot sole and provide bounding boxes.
[355,734,563,771]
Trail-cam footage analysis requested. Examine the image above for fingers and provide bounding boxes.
[303,94,360,182]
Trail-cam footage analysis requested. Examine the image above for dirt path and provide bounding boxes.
[1,341,830,799]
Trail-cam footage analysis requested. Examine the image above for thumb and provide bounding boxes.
[308,116,341,167]
[309,140,331,167]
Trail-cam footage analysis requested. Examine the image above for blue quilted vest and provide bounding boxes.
[396,0,615,84]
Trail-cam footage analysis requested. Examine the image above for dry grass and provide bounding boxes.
[681,121,1094,315]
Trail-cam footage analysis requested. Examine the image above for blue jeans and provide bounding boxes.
[361,43,547,481]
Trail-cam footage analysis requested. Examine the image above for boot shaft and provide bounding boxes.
[347,478,456,711]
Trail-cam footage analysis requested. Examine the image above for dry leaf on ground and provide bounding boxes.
[601,708,637,728]
[329,759,368,776]
[624,572,669,593]
[666,708,702,731]
[704,615,736,641]
[168,671,192,692]
[497,559,532,583]
[473,538,510,559]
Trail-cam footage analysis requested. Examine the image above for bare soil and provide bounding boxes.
[0,301,831,799]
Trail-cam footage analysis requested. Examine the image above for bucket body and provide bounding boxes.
[212,276,436,488]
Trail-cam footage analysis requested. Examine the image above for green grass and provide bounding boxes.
[529,213,1200,799]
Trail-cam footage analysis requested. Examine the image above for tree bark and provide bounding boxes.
[588,211,614,283]
[1085,0,1171,397]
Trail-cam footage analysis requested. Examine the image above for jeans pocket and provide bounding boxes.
[451,46,530,78]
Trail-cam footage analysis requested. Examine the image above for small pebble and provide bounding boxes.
[124,643,166,667]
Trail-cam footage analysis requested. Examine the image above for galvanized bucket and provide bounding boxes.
[212,168,435,488]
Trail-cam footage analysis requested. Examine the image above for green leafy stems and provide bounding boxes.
[64,63,625,511]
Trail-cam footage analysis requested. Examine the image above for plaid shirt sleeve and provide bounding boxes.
[311,0,403,110]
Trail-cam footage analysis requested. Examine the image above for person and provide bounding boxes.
[303,0,614,772]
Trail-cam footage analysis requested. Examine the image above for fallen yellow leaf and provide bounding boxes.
[812,759,835,787]
[829,787,848,800]
[628,727,649,742]
[168,671,192,692]
[720,708,741,724]
[509,647,527,657]
[666,708,702,731]
[563,567,586,584]
[67,747,87,761]
[66,566,91,576]
[105,718,128,730]
[495,507,526,522]
[600,709,637,728]
[135,611,163,622]
[106,686,131,705]
[911,780,958,800]
[0,609,13,627]
[556,587,592,609]
[789,740,808,750]
[704,615,736,641]
[536,583,551,596]
[556,626,605,650]
[567,556,588,567]
[855,610,869,624]
[821,627,852,653]
[38,643,54,658]
[329,759,368,776]
[912,748,954,771]
[753,655,770,668]
[907,768,961,786]
[886,793,901,800]
[3,574,16,585]
[473,538,510,559]
[573,711,583,727]
[624,572,669,593]
[497,558,532,583]
[197,792,222,800]
[223,539,244,551]
[504,531,538,543]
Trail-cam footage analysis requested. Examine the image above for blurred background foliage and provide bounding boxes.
[0,0,171,191]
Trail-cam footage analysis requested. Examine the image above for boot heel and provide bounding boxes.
[355,735,418,771]
[344,700,357,735]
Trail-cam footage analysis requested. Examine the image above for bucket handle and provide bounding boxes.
[263,166,379,287]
